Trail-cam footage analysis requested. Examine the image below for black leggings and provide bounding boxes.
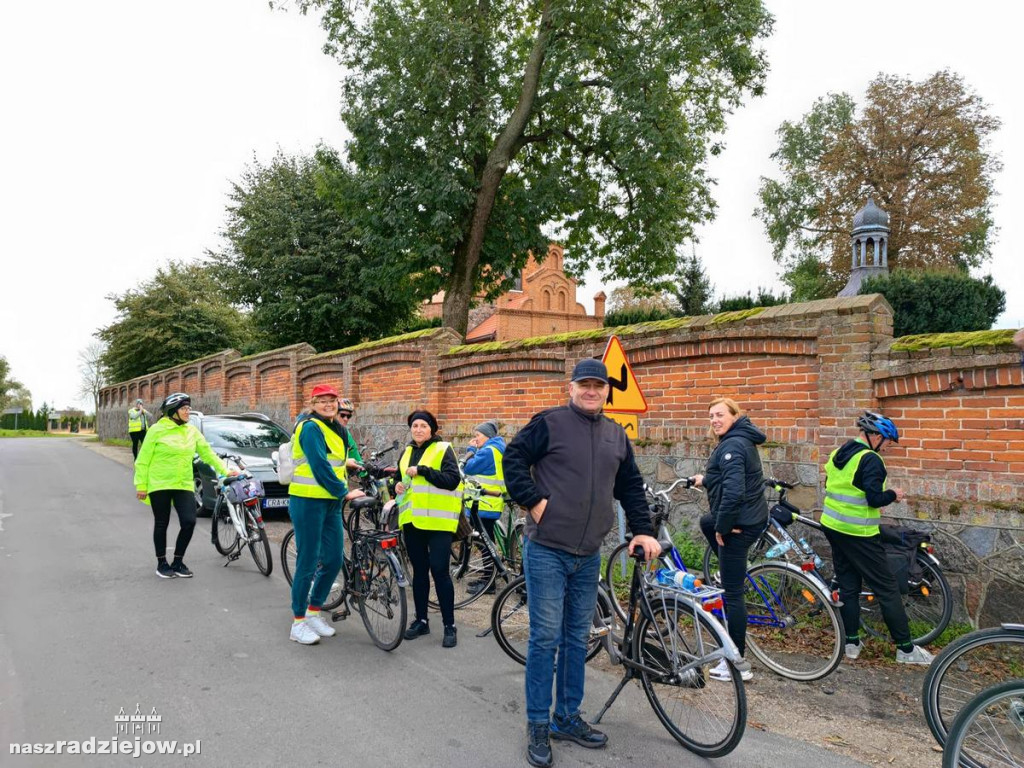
[403,524,455,627]
[823,527,912,647]
[150,490,197,561]
[130,431,146,459]
[700,514,763,657]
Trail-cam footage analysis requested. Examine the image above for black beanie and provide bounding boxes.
[407,410,439,435]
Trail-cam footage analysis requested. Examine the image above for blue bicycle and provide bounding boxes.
[605,478,843,681]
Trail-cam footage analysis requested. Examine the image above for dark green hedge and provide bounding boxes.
[860,271,1005,337]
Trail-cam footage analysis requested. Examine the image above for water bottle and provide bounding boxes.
[798,537,825,570]
[764,540,794,559]
[655,569,701,591]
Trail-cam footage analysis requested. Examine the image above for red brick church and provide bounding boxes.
[421,244,605,342]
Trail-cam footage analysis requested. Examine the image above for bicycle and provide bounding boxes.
[431,478,522,610]
[610,478,843,681]
[941,677,1024,768]
[704,478,953,647]
[281,523,409,651]
[490,539,747,756]
[210,454,273,576]
[923,623,1024,747]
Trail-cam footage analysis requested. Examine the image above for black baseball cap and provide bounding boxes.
[571,358,609,383]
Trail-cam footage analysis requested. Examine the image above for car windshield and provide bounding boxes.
[203,419,288,450]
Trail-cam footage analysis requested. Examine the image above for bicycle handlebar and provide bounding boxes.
[646,476,696,500]
[764,477,795,490]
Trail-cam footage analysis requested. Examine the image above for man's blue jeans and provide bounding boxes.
[523,537,601,725]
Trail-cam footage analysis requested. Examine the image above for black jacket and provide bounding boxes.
[830,439,897,508]
[504,402,654,556]
[703,416,769,534]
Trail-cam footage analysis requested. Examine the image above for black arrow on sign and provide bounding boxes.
[606,364,628,406]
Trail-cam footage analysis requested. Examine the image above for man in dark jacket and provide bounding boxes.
[505,358,660,768]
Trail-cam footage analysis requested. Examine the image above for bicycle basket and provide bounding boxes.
[225,477,265,504]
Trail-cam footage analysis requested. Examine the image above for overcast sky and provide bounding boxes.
[1,1,1020,412]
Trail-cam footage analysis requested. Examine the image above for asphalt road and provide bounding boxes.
[0,438,869,767]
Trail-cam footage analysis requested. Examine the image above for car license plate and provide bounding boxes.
[263,498,289,509]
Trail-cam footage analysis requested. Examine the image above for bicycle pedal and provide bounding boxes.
[330,608,350,622]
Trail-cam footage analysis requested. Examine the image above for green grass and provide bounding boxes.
[0,429,64,438]
[102,438,132,447]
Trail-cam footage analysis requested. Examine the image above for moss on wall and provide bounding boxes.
[891,329,1018,351]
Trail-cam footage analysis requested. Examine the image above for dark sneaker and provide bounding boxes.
[170,562,193,578]
[404,619,430,640]
[156,562,177,579]
[468,580,496,596]
[550,713,607,749]
[442,625,457,648]
[526,723,552,768]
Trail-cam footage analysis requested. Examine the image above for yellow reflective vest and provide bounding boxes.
[128,407,148,433]
[289,418,348,500]
[821,444,884,537]
[464,444,505,515]
[398,441,463,533]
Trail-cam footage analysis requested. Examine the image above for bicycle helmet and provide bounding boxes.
[856,411,899,443]
[160,392,191,417]
[338,398,355,414]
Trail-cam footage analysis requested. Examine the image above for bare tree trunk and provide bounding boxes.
[441,0,553,336]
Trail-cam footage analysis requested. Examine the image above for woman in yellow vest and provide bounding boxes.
[287,384,364,646]
[396,410,463,648]
[821,412,934,665]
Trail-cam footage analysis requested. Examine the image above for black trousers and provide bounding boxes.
[700,514,763,657]
[403,524,455,627]
[130,430,146,459]
[823,527,911,646]
[149,490,197,561]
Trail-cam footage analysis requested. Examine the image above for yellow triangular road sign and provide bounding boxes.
[601,335,648,413]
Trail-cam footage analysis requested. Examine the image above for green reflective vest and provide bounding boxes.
[465,444,505,514]
[128,408,148,433]
[398,441,463,533]
[821,444,884,537]
[289,418,348,500]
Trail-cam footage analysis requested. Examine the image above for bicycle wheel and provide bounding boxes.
[942,679,1024,768]
[635,597,747,757]
[504,517,525,575]
[743,563,843,681]
[244,507,273,576]
[924,627,1024,746]
[605,541,639,622]
[281,528,345,611]
[861,553,952,647]
[356,548,407,652]
[490,575,605,666]
[701,529,778,586]
[212,497,240,555]
[429,536,495,610]
[346,505,377,556]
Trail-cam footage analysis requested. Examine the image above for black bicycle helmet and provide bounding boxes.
[160,392,191,417]
[856,411,899,443]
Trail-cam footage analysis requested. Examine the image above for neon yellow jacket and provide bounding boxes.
[134,417,226,494]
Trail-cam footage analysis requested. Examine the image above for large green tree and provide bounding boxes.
[293,0,773,334]
[0,355,31,411]
[97,262,250,382]
[212,150,422,351]
[757,70,1001,299]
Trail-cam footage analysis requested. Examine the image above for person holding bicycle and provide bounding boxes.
[821,412,934,666]
[395,410,463,648]
[288,384,365,646]
[693,396,768,683]
[134,392,233,579]
[463,419,505,595]
[505,358,660,768]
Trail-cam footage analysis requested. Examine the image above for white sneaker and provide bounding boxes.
[289,621,320,645]
[845,643,862,660]
[896,645,934,665]
[305,614,336,637]
[709,658,753,682]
